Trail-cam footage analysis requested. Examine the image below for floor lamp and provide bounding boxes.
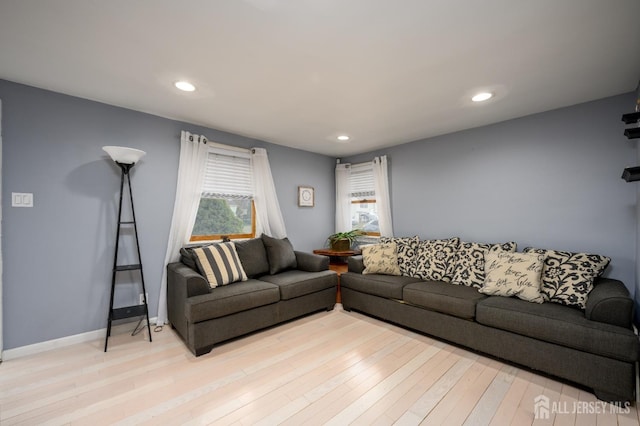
[102,146,152,351]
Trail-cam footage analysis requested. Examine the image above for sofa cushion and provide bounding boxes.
[403,281,487,319]
[524,248,610,309]
[180,247,199,270]
[362,242,401,276]
[341,272,422,300]
[476,296,639,363]
[479,251,545,303]
[235,238,270,278]
[413,237,460,282]
[191,242,248,288]
[451,241,517,288]
[186,279,280,322]
[262,234,297,274]
[379,236,419,276]
[259,270,336,300]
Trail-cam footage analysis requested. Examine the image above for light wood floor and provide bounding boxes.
[1,306,639,425]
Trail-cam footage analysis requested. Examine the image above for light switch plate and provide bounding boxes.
[12,192,33,207]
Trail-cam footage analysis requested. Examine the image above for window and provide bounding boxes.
[190,147,255,241]
[349,162,379,235]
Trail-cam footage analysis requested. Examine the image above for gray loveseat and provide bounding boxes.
[342,255,639,402]
[167,235,337,356]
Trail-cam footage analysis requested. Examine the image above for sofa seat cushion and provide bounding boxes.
[186,279,280,323]
[403,281,487,319]
[341,272,422,300]
[476,296,639,363]
[259,270,336,300]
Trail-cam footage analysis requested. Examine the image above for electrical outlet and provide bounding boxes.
[139,292,149,305]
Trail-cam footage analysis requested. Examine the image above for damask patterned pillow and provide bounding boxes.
[379,236,419,276]
[362,242,401,276]
[479,251,545,303]
[413,237,460,282]
[524,248,610,309]
[451,241,517,288]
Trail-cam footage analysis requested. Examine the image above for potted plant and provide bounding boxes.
[327,229,364,251]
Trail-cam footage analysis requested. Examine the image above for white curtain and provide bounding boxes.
[251,147,287,238]
[335,162,351,233]
[156,131,209,326]
[373,155,394,237]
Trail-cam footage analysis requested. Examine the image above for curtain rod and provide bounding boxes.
[344,159,374,169]
[207,140,251,154]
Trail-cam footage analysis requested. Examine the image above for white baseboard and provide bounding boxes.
[2,317,158,361]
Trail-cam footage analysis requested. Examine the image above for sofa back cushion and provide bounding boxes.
[191,242,248,288]
[235,238,270,278]
[262,234,297,274]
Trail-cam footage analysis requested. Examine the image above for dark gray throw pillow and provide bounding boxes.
[180,243,211,270]
[261,234,297,275]
[180,247,198,270]
[235,238,270,278]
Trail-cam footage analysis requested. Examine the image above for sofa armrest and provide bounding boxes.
[585,278,634,329]
[166,262,210,338]
[294,251,329,272]
[348,255,365,273]
[167,262,211,297]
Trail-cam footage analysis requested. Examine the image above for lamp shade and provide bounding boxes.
[103,146,146,164]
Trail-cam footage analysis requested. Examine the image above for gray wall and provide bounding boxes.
[0,79,335,350]
[2,78,637,350]
[346,93,638,307]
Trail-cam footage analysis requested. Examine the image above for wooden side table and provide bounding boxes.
[313,249,361,303]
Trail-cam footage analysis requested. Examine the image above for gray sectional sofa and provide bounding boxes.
[342,255,639,402]
[167,235,337,356]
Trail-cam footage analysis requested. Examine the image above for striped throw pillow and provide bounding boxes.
[192,242,248,288]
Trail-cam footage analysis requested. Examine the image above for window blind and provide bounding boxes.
[201,149,253,200]
[350,162,375,198]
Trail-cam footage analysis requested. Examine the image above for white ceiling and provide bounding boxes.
[1,1,639,157]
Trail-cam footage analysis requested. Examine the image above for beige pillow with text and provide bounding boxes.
[362,242,401,276]
[480,251,545,303]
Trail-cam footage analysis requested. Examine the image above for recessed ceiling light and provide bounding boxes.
[471,92,493,102]
[337,135,350,142]
[175,81,196,92]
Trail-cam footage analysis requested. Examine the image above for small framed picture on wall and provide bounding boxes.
[298,186,314,207]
